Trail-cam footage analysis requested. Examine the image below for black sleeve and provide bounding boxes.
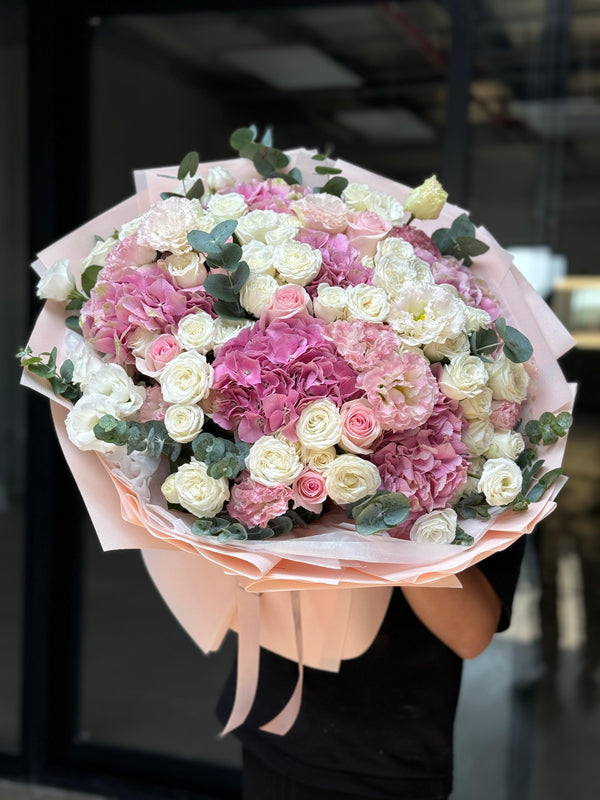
[476,536,526,632]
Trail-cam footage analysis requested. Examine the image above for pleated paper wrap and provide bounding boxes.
[23,151,576,734]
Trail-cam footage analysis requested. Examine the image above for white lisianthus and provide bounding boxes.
[264,218,302,247]
[136,197,207,254]
[312,284,348,323]
[85,364,145,417]
[364,191,404,226]
[118,215,145,240]
[160,473,179,504]
[373,254,433,299]
[239,273,279,317]
[206,166,236,192]
[485,356,530,403]
[462,418,495,456]
[341,182,370,211]
[207,191,248,223]
[65,396,121,454]
[176,311,215,354]
[423,333,470,363]
[165,252,207,289]
[62,330,103,389]
[375,237,415,263]
[80,237,118,272]
[477,457,523,506]
[484,430,525,461]
[160,351,213,404]
[409,508,457,545]
[37,259,76,301]
[172,458,230,518]
[439,354,489,400]
[273,240,322,286]
[164,404,205,443]
[387,284,466,346]
[460,387,493,421]
[212,318,252,350]
[296,399,342,449]
[246,435,304,487]
[235,209,282,244]
[301,445,338,472]
[325,454,381,506]
[242,240,276,276]
[464,306,492,334]
[346,284,390,323]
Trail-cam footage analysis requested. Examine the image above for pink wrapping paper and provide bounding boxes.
[24,151,576,733]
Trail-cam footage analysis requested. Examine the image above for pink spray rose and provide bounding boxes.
[339,400,382,454]
[262,284,312,325]
[227,475,293,529]
[292,469,327,514]
[489,400,522,430]
[345,211,392,258]
[142,334,181,375]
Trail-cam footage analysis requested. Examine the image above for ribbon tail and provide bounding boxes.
[219,587,261,737]
[259,591,304,736]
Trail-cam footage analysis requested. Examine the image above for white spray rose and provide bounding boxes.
[239,273,279,317]
[37,260,76,301]
[165,252,207,289]
[375,237,415,263]
[172,458,230,518]
[477,457,523,506]
[423,333,470,363]
[264,219,302,247]
[206,166,236,192]
[119,215,145,240]
[439,354,489,400]
[484,430,525,461]
[485,356,530,403]
[325,455,381,506]
[312,284,348,323]
[463,306,492,334]
[296,399,342,449]
[85,364,145,417]
[242,240,276,276]
[80,237,118,272]
[364,191,404,226]
[273,240,322,286]
[301,445,338,472]
[409,508,457,545]
[235,209,282,244]
[460,387,493,421]
[207,191,248,223]
[246,435,304,487]
[462,418,495,456]
[346,284,390,323]
[212,318,253,350]
[160,351,213,404]
[341,183,370,211]
[176,311,215,354]
[160,473,179,504]
[164,404,205,443]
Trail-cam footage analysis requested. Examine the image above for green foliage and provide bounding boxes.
[191,432,249,480]
[93,415,182,461]
[347,490,410,535]
[191,506,302,542]
[178,150,200,181]
[454,493,491,520]
[317,176,349,197]
[315,165,343,176]
[470,328,499,361]
[160,191,183,201]
[18,347,82,403]
[186,179,205,200]
[65,316,82,333]
[431,213,490,266]
[494,317,533,363]
[525,411,573,446]
[452,525,475,547]
[229,126,302,185]
[81,264,103,297]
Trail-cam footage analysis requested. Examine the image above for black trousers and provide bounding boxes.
[242,748,449,800]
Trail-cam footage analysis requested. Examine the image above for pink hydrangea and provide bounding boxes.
[324,320,402,373]
[297,229,373,298]
[225,179,310,213]
[81,263,215,364]
[357,352,439,433]
[389,225,441,259]
[210,316,360,443]
[138,384,169,422]
[227,475,293,528]
[423,255,500,320]
[370,391,470,538]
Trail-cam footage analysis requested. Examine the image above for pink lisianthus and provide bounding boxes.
[345,211,391,258]
[388,225,441,260]
[370,391,470,537]
[100,235,157,280]
[357,352,439,433]
[227,475,293,528]
[210,317,360,443]
[340,399,381,454]
[298,230,373,298]
[324,320,402,373]
[425,255,500,321]
[292,469,327,513]
[138,384,169,422]
[489,400,522,430]
[262,284,312,325]
[226,179,309,213]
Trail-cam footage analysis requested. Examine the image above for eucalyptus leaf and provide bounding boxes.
[450,214,476,238]
[60,359,74,383]
[160,191,183,201]
[65,297,84,311]
[261,127,273,147]
[230,127,257,153]
[269,515,294,536]
[186,179,205,200]
[319,176,348,197]
[315,165,342,175]
[187,229,221,255]
[470,328,499,358]
[452,526,475,547]
[253,145,289,177]
[495,317,533,363]
[431,228,456,255]
[212,219,238,244]
[230,261,250,294]
[81,264,103,296]
[177,150,200,181]
[213,299,247,320]
[65,316,81,333]
[455,236,489,257]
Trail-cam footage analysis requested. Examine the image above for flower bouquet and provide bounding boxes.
[21,128,575,734]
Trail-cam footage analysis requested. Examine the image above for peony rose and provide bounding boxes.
[273,240,322,286]
[207,191,248,223]
[489,400,521,430]
[165,252,207,289]
[484,430,525,461]
[460,387,493,421]
[291,193,348,234]
[172,458,230,517]
[160,351,213,404]
[462,418,495,456]
[242,240,276,276]
[375,237,415,262]
[295,399,343,449]
[485,356,529,403]
[439,353,489,401]
[477,457,523,506]
[409,508,457,544]
[325,454,382,505]
[340,400,381,454]
[136,197,206,254]
[246,435,304,487]
[345,284,390,324]
[37,259,76,301]
[65,396,123,454]
[164,403,204,443]
[293,469,328,513]
[175,311,215,355]
[85,364,145,417]
[239,273,279,318]
[404,175,448,220]
[312,284,348,323]
[345,211,392,258]
[263,284,311,325]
